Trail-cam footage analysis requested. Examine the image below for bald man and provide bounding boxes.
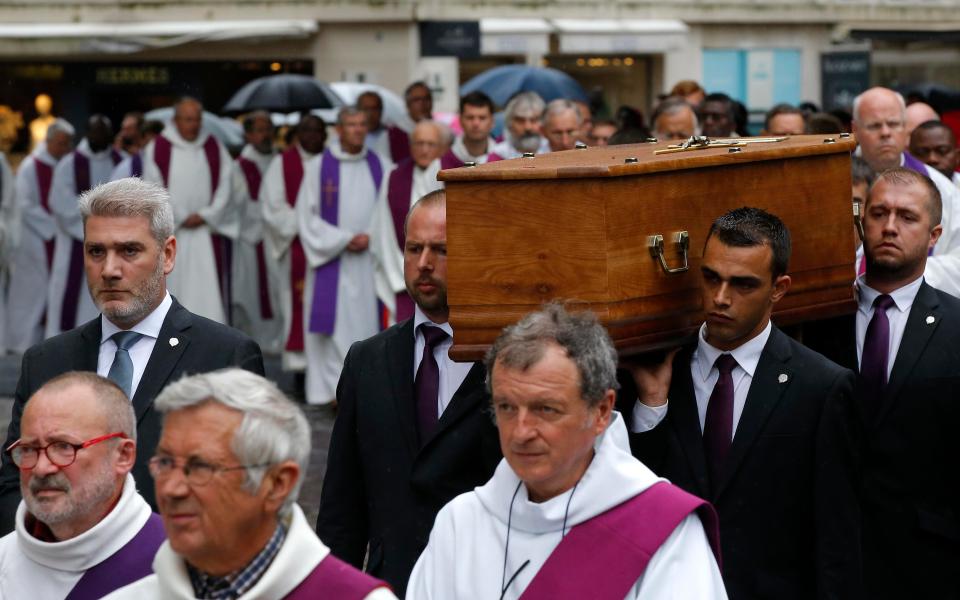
[905,102,939,135]
[375,120,445,323]
[852,86,960,296]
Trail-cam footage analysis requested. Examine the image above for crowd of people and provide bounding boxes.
[0,77,955,599]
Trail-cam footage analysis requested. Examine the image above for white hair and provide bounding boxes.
[505,91,546,123]
[155,368,311,516]
[46,118,75,141]
[413,119,453,147]
[542,98,582,126]
[852,88,906,124]
[78,178,175,247]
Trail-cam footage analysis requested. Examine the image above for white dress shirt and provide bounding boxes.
[630,321,772,440]
[855,274,923,378]
[413,305,473,417]
[97,293,173,400]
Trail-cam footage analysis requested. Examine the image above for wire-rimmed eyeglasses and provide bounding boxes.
[148,455,270,487]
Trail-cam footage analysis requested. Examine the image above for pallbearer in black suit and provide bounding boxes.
[624,208,860,600]
[804,167,960,599]
[0,178,264,534]
[317,190,500,596]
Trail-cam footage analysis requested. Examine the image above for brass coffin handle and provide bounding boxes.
[647,231,690,274]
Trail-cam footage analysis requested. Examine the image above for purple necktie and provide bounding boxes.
[703,353,738,491]
[415,325,448,445]
[860,294,896,392]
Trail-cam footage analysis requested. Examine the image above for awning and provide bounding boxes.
[0,20,318,53]
[480,19,551,56]
[553,19,688,54]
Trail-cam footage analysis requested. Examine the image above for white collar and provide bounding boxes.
[240,144,275,171]
[100,292,173,343]
[452,135,495,162]
[856,274,923,315]
[13,474,152,571]
[413,304,453,338]
[695,319,772,381]
[329,140,368,162]
[296,144,317,162]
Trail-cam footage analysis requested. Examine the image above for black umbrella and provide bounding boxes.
[223,74,342,114]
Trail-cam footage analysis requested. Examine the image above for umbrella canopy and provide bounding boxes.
[223,74,342,114]
[460,65,588,107]
[144,107,244,151]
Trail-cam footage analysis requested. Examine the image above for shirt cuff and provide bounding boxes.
[629,399,668,433]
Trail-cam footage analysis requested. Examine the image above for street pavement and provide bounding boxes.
[0,353,336,527]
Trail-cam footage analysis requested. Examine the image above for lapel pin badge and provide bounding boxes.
[169,337,179,347]
[778,373,788,384]
[926,315,935,325]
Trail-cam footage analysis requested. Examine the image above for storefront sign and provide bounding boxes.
[420,21,480,58]
[821,52,870,111]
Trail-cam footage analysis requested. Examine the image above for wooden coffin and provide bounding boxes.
[438,134,858,361]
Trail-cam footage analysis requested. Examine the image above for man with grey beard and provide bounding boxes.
[0,372,166,598]
[0,177,264,535]
[491,91,550,159]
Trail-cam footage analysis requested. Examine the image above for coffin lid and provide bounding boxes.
[439,134,857,182]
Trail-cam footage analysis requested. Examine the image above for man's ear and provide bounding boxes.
[261,461,300,514]
[163,236,176,275]
[771,274,792,304]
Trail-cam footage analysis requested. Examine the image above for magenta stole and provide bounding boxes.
[386,159,417,322]
[61,149,121,331]
[237,156,275,320]
[281,147,308,352]
[153,135,233,316]
[308,149,383,334]
[520,481,721,599]
[284,553,390,599]
[387,126,411,163]
[34,158,55,269]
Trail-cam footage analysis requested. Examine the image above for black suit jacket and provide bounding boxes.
[0,298,264,533]
[804,282,960,599]
[624,325,861,600]
[316,318,501,596]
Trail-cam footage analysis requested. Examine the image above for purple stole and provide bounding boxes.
[130,153,143,178]
[237,156,275,321]
[388,126,411,163]
[386,159,416,322]
[308,148,383,335]
[285,554,390,599]
[520,481,721,599]
[61,149,122,331]
[282,147,308,352]
[64,513,166,600]
[902,152,937,256]
[34,158,55,269]
[154,134,233,316]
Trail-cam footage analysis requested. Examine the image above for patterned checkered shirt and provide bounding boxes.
[188,523,287,599]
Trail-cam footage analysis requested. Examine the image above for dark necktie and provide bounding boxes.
[860,294,896,392]
[108,330,144,399]
[703,353,738,491]
[415,325,448,445]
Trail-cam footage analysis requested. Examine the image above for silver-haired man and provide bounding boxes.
[0,372,165,598]
[407,304,726,599]
[492,91,549,158]
[0,177,264,533]
[107,368,396,599]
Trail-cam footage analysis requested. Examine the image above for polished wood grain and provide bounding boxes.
[443,135,858,361]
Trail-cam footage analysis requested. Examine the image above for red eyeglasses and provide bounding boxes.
[6,432,128,469]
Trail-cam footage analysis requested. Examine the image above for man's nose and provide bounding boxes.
[713,282,731,307]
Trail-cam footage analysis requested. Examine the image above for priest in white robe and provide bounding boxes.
[0,373,165,598]
[141,97,237,323]
[408,305,726,600]
[359,90,409,165]
[46,115,123,338]
[297,107,388,405]
[262,115,328,374]
[0,151,17,353]
[231,111,282,353]
[7,119,74,353]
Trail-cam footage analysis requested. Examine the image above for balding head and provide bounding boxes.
[905,102,939,135]
[173,96,203,142]
[852,87,908,171]
[411,120,446,169]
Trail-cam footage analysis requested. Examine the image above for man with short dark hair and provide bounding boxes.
[852,87,960,296]
[761,104,805,136]
[588,119,617,147]
[359,90,408,165]
[0,178,264,533]
[910,120,958,186]
[441,91,499,168]
[317,191,500,596]
[0,372,165,598]
[700,93,737,137]
[408,303,726,599]
[107,369,396,599]
[625,207,861,599]
[803,167,960,599]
